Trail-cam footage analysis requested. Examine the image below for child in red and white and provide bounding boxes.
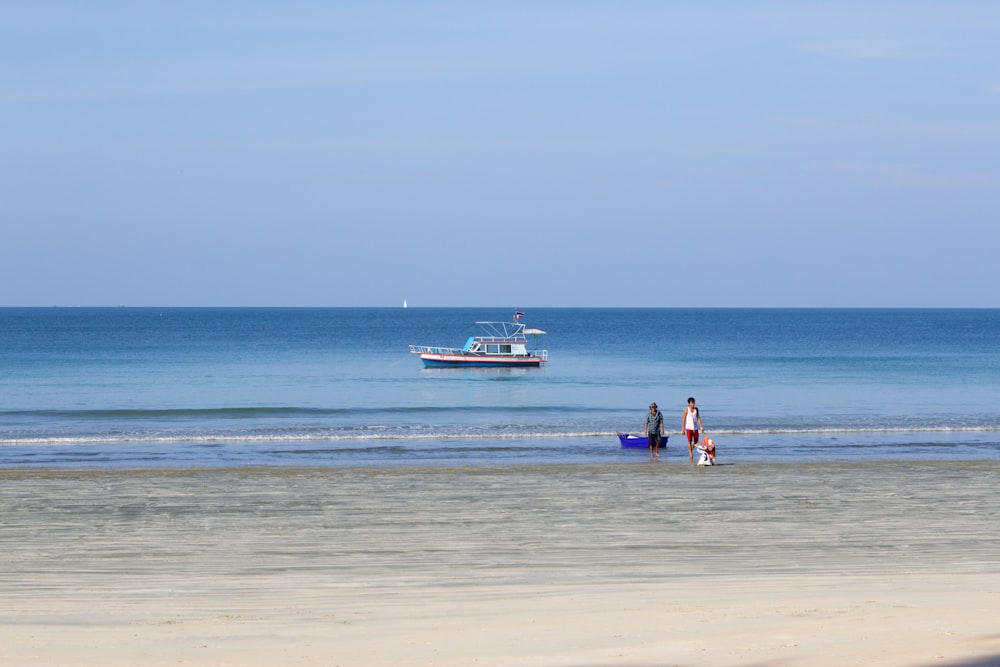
[699,436,717,465]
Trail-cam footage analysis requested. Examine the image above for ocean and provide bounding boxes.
[2,307,999,468]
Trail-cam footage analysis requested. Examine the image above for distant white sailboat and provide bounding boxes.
[403,299,408,309]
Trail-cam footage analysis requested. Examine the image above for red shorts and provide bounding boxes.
[686,429,700,444]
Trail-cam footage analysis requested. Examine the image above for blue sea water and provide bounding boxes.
[2,307,999,468]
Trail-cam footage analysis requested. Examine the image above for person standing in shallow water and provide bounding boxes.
[682,397,704,461]
[644,402,665,461]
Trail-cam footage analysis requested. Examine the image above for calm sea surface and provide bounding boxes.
[2,307,999,468]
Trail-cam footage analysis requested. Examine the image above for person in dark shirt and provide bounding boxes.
[644,402,665,461]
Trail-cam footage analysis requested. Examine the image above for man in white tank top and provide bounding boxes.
[681,397,704,461]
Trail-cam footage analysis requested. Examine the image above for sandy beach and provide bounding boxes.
[2,462,999,666]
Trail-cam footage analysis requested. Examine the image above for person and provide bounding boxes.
[698,436,717,465]
[681,397,704,461]
[644,402,665,461]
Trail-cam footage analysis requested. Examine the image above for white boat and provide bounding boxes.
[409,313,547,367]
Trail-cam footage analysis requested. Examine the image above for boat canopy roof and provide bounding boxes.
[473,320,545,340]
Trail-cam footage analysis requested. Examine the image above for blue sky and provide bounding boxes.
[2,1,998,307]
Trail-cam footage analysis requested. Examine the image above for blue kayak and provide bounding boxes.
[617,433,669,448]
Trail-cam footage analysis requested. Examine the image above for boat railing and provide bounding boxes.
[474,335,528,344]
[409,344,461,355]
[476,321,528,339]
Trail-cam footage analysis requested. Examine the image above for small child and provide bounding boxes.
[697,436,717,466]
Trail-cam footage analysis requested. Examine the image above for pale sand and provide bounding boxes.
[2,462,999,666]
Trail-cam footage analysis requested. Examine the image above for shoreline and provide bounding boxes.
[3,462,999,665]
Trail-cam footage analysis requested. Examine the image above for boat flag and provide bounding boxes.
[514,310,525,320]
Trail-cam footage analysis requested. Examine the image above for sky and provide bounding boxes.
[2,1,998,307]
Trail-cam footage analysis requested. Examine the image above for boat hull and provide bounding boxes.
[420,353,545,368]
[617,433,669,448]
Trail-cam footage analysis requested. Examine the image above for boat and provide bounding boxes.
[617,433,669,448]
[409,313,548,368]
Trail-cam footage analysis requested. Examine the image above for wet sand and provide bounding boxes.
[2,462,999,666]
